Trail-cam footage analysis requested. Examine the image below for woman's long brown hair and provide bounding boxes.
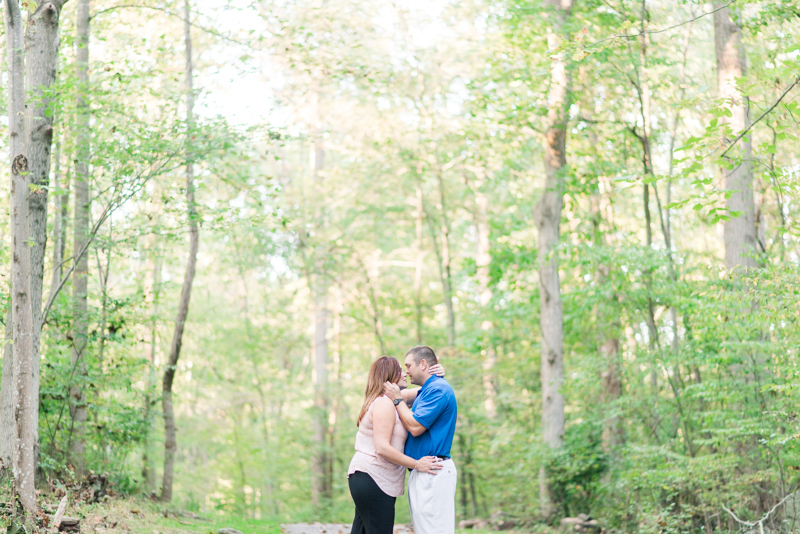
[357,356,402,426]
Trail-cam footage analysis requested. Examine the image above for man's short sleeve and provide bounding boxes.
[412,387,447,429]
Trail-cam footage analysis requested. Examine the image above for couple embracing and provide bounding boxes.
[347,346,458,534]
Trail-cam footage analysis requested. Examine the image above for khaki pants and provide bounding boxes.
[407,459,457,534]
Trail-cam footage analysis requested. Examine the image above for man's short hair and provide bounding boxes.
[406,345,438,368]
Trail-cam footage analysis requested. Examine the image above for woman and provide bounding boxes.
[347,356,442,534]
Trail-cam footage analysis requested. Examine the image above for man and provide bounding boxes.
[383,345,458,534]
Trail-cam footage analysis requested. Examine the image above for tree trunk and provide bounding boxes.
[534,0,572,518]
[69,0,91,476]
[142,245,161,493]
[714,3,758,270]
[436,172,456,348]
[423,187,455,350]
[0,311,12,474]
[472,179,497,419]
[6,0,37,516]
[414,187,424,345]
[51,142,66,293]
[311,135,332,508]
[25,0,70,473]
[161,0,199,502]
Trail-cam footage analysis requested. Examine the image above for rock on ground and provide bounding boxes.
[281,524,413,534]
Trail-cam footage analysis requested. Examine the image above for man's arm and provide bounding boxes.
[400,363,445,407]
[385,382,427,437]
[401,388,416,407]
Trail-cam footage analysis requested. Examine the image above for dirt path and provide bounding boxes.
[280,524,413,534]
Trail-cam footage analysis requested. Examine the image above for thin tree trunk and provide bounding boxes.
[6,0,37,515]
[359,256,386,354]
[422,192,455,350]
[142,247,161,494]
[95,230,111,373]
[598,270,623,452]
[51,142,65,293]
[414,187,424,345]
[311,134,332,508]
[238,270,278,516]
[714,2,758,270]
[580,76,624,453]
[435,172,456,348]
[70,0,91,476]
[628,2,660,395]
[0,311,12,474]
[535,0,572,518]
[472,177,497,419]
[160,0,199,501]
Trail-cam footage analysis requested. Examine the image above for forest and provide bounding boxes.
[1,0,800,532]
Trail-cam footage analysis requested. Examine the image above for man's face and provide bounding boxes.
[404,354,427,386]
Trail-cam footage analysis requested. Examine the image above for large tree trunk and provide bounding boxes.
[714,3,757,270]
[534,0,572,518]
[25,0,70,471]
[161,0,199,502]
[5,0,37,516]
[69,0,91,476]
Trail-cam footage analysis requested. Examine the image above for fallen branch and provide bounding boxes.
[51,495,68,533]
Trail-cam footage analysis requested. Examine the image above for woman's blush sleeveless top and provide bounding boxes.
[347,395,408,497]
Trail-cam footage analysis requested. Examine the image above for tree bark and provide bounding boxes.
[142,243,161,493]
[311,135,332,508]
[534,0,572,518]
[714,3,758,270]
[0,311,12,474]
[69,0,91,476]
[436,172,456,348]
[161,0,199,502]
[6,0,37,516]
[25,0,70,471]
[471,177,497,419]
[422,189,455,350]
[50,142,67,295]
[414,187,424,345]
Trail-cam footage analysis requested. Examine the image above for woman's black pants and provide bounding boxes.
[348,471,396,534]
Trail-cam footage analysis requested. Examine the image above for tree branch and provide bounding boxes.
[41,156,184,324]
[587,0,739,48]
[90,4,247,45]
[720,76,800,159]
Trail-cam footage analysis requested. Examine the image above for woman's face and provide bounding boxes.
[395,369,407,388]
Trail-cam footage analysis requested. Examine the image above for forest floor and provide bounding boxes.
[5,495,540,534]
[37,497,281,534]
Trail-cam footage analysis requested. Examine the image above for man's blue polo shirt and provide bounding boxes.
[404,375,458,460]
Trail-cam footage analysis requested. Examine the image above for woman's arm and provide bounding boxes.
[400,363,446,406]
[372,397,442,473]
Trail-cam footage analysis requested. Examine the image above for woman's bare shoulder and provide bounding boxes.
[371,396,395,417]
